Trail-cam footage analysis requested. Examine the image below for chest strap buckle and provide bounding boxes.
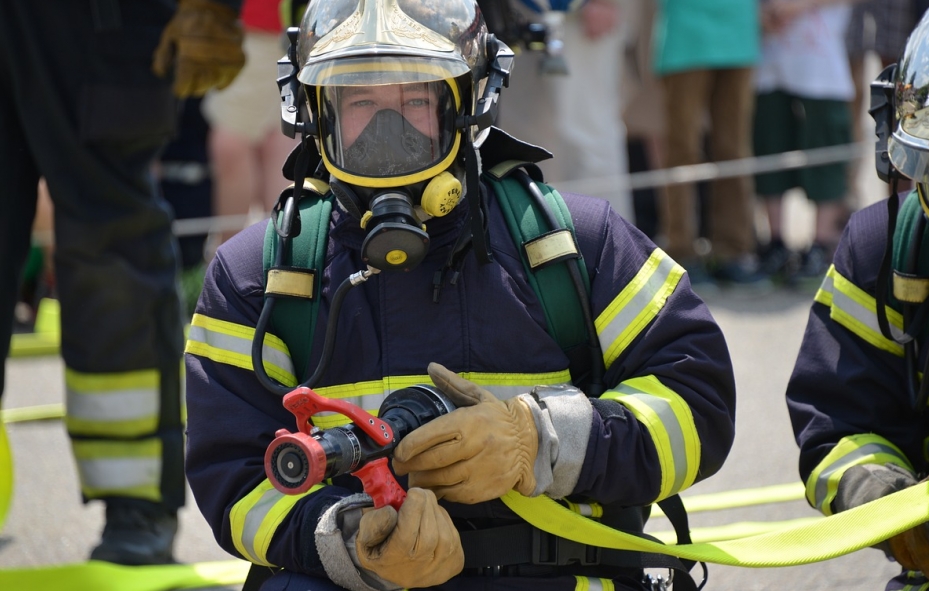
[533,528,601,566]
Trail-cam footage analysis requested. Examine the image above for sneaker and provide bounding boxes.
[758,239,799,282]
[710,255,772,288]
[790,243,832,287]
[89,499,178,565]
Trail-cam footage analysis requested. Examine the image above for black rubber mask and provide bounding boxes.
[342,109,437,178]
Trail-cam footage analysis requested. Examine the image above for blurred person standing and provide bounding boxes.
[203,0,300,246]
[754,0,858,286]
[845,0,918,205]
[0,0,244,565]
[500,0,635,222]
[622,0,664,240]
[653,0,763,286]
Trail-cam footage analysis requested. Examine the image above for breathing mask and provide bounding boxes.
[318,80,465,270]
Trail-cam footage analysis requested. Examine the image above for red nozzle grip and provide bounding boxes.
[352,458,406,510]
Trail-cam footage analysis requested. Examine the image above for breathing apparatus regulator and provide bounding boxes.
[255,0,515,500]
[868,10,929,412]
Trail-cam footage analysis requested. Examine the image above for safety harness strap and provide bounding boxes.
[484,160,591,354]
[891,190,929,309]
[261,179,332,382]
[459,522,697,586]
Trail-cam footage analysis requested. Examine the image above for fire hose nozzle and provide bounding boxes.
[264,384,455,508]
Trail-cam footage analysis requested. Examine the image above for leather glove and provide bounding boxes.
[834,463,929,573]
[392,362,539,504]
[355,488,463,588]
[152,0,245,98]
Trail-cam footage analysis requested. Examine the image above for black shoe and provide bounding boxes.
[710,255,772,289]
[758,239,799,281]
[89,499,178,565]
[791,243,832,286]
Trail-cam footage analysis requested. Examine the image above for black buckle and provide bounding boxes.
[471,566,503,577]
[532,529,601,566]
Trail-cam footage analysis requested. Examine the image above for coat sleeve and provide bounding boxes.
[566,197,737,506]
[784,203,923,516]
[184,223,358,574]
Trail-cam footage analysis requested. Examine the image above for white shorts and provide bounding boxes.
[201,31,288,142]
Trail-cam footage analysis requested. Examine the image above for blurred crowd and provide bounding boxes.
[14,0,929,332]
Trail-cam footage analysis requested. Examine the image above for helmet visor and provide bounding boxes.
[319,80,460,185]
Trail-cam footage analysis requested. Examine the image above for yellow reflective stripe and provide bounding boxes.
[0,420,12,532]
[564,500,603,518]
[574,576,615,591]
[806,433,912,515]
[64,368,159,438]
[902,571,929,591]
[230,479,323,566]
[815,266,904,356]
[185,314,297,387]
[596,248,684,369]
[71,439,162,502]
[310,371,570,429]
[601,375,700,501]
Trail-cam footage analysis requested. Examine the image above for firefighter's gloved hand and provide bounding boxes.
[392,362,539,504]
[356,488,463,587]
[834,463,929,573]
[152,0,245,98]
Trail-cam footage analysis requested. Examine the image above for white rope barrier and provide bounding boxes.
[557,141,870,196]
[25,141,875,243]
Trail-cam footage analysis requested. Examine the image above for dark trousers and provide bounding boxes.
[0,0,186,509]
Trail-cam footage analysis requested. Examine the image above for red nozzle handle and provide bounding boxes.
[353,458,406,510]
[283,387,394,446]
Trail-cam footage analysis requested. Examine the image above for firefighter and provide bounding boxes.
[785,9,929,591]
[183,0,737,589]
[0,0,244,565]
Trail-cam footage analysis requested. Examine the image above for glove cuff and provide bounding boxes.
[315,493,401,591]
[522,385,593,498]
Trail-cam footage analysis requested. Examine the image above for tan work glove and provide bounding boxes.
[152,0,245,98]
[834,463,929,573]
[392,362,539,504]
[888,521,929,574]
[355,488,463,588]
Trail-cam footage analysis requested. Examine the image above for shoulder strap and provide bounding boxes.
[262,178,333,382]
[482,160,591,357]
[891,189,929,308]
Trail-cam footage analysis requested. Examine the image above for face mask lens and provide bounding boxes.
[320,81,457,181]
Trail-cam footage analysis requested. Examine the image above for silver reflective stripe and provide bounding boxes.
[66,386,158,424]
[818,269,905,354]
[587,579,605,591]
[240,487,284,565]
[812,442,906,511]
[612,382,688,495]
[597,250,681,367]
[76,457,160,491]
[187,323,295,377]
